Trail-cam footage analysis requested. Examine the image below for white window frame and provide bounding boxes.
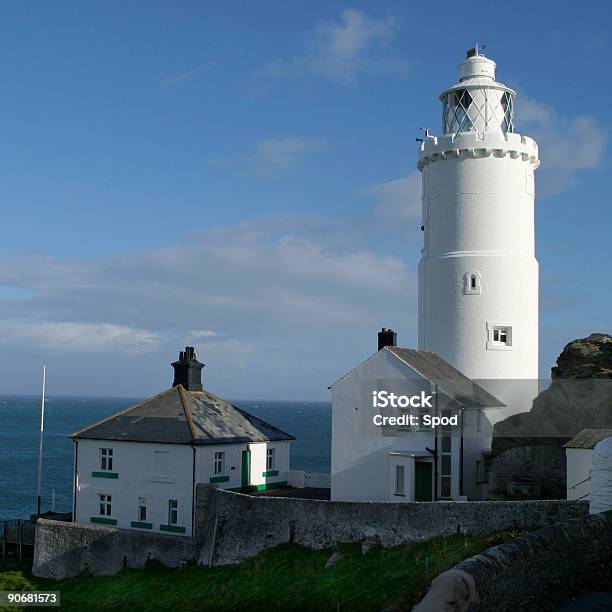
[395,464,405,496]
[486,321,515,351]
[99,448,113,471]
[463,271,481,295]
[98,493,112,516]
[168,499,178,525]
[214,451,225,475]
[266,448,276,471]
[137,497,147,522]
[439,409,453,499]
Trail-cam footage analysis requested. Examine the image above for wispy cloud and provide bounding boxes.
[264,9,408,85]
[246,137,323,177]
[159,64,213,88]
[0,218,413,360]
[211,137,324,178]
[0,321,160,354]
[362,172,421,227]
[517,97,608,197]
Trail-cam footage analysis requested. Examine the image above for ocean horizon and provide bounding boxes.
[0,394,331,520]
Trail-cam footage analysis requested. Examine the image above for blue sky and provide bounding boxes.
[0,1,610,399]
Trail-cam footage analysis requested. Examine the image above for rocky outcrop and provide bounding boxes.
[551,333,612,380]
[489,334,612,499]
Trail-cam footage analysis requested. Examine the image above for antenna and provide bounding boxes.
[36,364,46,515]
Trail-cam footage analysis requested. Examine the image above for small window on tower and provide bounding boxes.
[486,322,515,350]
[464,271,481,295]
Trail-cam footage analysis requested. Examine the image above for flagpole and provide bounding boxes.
[37,364,46,516]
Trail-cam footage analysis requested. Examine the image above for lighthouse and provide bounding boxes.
[417,48,539,383]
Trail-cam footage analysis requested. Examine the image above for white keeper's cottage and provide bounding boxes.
[71,347,294,536]
[331,329,504,502]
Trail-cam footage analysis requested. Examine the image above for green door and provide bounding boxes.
[415,462,433,501]
[241,450,251,489]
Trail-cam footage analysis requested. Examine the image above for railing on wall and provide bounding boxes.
[1,519,37,562]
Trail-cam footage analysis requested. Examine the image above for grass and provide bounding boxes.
[0,530,523,611]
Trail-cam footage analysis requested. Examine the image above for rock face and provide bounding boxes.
[488,333,612,499]
[552,333,612,380]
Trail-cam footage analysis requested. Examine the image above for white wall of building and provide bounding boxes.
[566,448,592,501]
[418,132,539,385]
[74,439,195,536]
[75,438,291,536]
[195,441,290,491]
[331,350,489,502]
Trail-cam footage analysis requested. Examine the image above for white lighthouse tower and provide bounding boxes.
[417,48,539,387]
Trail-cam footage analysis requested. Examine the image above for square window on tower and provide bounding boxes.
[487,323,514,350]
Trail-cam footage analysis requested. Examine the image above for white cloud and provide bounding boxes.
[362,172,421,226]
[186,329,218,342]
[0,321,160,354]
[0,217,416,396]
[210,137,323,178]
[517,97,607,197]
[246,137,323,177]
[159,64,213,88]
[0,218,415,359]
[264,9,408,85]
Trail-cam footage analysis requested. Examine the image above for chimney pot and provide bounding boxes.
[378,328,397,351]
[172,346,204,391]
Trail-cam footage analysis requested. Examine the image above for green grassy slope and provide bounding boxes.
[0,531,521,611]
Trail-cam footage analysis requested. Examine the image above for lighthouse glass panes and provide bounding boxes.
[442,88,514,136]
[442,89,473,134]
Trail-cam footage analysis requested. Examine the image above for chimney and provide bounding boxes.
[171,346,204,391]
[378,328,397,351]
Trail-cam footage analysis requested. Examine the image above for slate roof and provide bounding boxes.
[330,346,505,409]
[72,385,295,445]
[386,347,505,408]
[564,428,612,449]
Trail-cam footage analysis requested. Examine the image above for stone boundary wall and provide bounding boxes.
[32,487,588,578]
[413,509,612,611]
[33,519,194,579]
[195,485,588,567]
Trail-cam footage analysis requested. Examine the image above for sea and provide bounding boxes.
[0,395,331,520]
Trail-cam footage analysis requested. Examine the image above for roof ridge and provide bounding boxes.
[177,384,197,441]
[71,386,178,438]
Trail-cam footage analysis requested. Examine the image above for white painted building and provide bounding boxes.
[565,429,612,501]
[72,347,293,536]
[417,48,540,428]
[418,47,539,384]
[330,333,504,502]
[331,48,540,502]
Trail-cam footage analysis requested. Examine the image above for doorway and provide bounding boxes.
[241,450,251,489]
[415,461,433,501]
